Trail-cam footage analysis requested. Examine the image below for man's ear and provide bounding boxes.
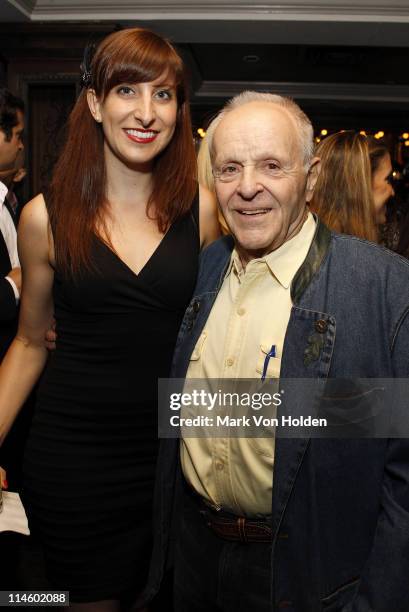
[305,157,321,203]
[86,89,102,123]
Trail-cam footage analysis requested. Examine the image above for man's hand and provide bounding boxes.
[7,267,22,295]
[12,167,26,184]
[45,318,57,351]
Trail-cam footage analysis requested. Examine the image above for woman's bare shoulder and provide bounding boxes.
[19,194,52,260]
[20,193,49,226]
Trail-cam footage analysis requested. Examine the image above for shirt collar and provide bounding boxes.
[0,181,7,209]
[226,212,317,289]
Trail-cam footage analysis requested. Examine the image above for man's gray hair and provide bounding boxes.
[206,91,314,168]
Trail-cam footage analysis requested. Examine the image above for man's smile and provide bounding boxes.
[236,208,271,216]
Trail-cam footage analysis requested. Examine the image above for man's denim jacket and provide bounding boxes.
[143,220,409,612]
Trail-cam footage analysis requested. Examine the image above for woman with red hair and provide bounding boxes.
[0,28,219,610]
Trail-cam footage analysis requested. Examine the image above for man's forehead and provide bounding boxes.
[215,135,284,162]
[213,102,298,161]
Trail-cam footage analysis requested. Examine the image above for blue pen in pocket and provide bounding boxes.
[261,344,276,382]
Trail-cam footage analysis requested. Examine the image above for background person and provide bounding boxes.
[0,88,23,360]
[0,28,219,611]
[0,88,25,491]
[0,87,26,592]
[197,128,229,235]
[396,212,409,258]
[310,130,394,241]
[0,149,27,223]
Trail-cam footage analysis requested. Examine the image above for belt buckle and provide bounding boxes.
[237,517,247,542]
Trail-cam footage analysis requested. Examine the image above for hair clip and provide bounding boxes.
[80,40,98,89]
[81,70,92,88]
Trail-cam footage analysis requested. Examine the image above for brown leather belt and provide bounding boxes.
[186,483,272,543]
[199,508,273,543]
[189,490,271,543]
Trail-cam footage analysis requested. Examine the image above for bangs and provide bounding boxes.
[92,29,184,99]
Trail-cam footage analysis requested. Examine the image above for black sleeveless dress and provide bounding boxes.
[23,197,199,602]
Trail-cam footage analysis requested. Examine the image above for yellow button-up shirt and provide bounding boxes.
[181,213,316,516]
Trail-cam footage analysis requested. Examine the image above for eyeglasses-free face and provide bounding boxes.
[87,74,178,173]
[213,160,286,183]
[212,101,320,265]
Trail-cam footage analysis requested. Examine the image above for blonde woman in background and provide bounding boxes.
[197,127,229,234]
[310,130,395,242]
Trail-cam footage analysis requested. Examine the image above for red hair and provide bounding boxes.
[47,28,197,275]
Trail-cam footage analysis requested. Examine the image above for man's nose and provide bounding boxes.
[134,94,155,127]
[236,166,263,199]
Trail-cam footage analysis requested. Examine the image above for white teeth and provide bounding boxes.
[125,129,156,139]
[239,209,269,215]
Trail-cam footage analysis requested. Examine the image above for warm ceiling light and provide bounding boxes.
[197,128,206,138]
[405,140,409,147]
[402,132,409,139]
[320,129,328,136]
[359,130,367,136]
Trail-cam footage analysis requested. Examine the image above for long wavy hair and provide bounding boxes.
[310,131,389,242]
[47,27,197,276]
[197,129,228,235]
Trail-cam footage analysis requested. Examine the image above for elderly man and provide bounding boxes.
[147,92,409,612]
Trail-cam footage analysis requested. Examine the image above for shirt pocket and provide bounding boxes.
[249,343,281,458]
[187,331,207,377]
[255,343,281,380]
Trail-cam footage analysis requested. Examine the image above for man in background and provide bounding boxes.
[0,87,25,590]
[0,88,24,361]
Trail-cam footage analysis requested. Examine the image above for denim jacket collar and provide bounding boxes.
[291,218,331,304]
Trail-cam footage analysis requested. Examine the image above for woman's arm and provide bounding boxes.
[0,194,54,445]
[199,184,221,249]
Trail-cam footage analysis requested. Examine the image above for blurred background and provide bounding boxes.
[1,0,409,236]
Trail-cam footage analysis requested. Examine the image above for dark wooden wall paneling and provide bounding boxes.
[0,24,115,202]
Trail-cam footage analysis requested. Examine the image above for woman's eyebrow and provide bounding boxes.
[152,81,175,87]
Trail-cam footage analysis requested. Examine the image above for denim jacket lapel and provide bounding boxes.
[271,219,335,541]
